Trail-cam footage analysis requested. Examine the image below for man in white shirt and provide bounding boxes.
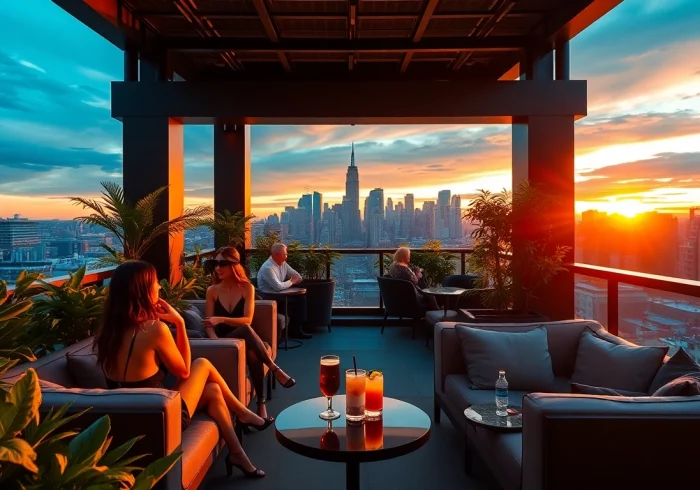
[257,243,311,339]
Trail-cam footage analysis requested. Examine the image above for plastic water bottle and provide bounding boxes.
[495,370,509,417]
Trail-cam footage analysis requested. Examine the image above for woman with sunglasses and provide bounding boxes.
[95,260,269,479]
[204,247,296,419]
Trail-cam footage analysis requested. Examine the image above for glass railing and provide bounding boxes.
[571,263,700,364]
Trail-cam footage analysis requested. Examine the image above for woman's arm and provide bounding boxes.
[204,286,219,339]
[153,302,190,378]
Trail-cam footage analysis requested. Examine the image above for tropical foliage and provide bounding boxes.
[0,274,41,371]
[0,364,181,489]
[181,246,212,297]
[289,244,340,281]
[249,229,283,275]
[204,210,255,249]
[70,182,212,266]
[27,266,106,357]
[159,276,203,313]
[463,181,570,312]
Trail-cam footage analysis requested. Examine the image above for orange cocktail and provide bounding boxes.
[365,370,383,418]
[364,417,383,450]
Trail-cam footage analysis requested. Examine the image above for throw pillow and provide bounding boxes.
[181,307,206,335]
[571,382,646,397]
[455,325,555,391]
[571,332,668,393]
[66,353,108,389]
[652,375,700,397]
[648,348,700,394]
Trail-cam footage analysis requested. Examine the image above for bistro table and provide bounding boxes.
[263,287,306,351]
[421,286,467,319]
[275,396,431,490]
[462,404,522,474]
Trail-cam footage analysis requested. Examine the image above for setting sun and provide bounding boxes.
[599,198,653,218]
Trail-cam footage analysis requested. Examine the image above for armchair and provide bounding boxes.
[376,276,426,339]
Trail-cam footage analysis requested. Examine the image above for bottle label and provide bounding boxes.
[496,388,508,397]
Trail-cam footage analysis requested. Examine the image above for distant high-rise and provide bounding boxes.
[341,142,362,244]
[0,216,41,261]
[450,195,462,239]
[366,188,384,247]
[402,194,415,238]
[438,190,451,238]
[313,191,323,243]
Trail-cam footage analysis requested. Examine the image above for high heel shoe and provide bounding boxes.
[272,367,296,388]
[226,452,265,478]
[239,416,274,432]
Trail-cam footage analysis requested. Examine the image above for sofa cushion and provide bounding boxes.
[571,382,646,397]
[66,353,108,389]
[649,348,700,394]
[652,375,700,397]
[572,332,668,393]
[39,379,65,389]
[444,375,530,409]
[181,414,221,490]
[182,307,206,335]
[456,325,555,391]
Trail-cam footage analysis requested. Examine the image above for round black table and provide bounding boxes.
[421,286,467,319]
[275,396,431,490]
[264,287,306,351]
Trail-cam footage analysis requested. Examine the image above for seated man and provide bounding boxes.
[257,242,311,339]
[386,247,439,310]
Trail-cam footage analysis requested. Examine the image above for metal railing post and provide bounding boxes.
[378,252,384,309]
[607,279,619,336]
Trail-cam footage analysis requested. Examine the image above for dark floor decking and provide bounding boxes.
[204,325,486,490]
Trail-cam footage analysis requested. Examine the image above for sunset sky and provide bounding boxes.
[1,0,700,220]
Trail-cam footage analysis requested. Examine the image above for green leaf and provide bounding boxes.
[67,415,111,466]
[0,369,40,439]
[98,435,142,467]
[133,450,182,489]
[0,301,33,322]
[0,438,38,473]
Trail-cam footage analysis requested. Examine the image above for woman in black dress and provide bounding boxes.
[204,247,296,419]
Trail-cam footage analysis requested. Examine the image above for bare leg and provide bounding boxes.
[197,383,261,475]
[176,357,263,426]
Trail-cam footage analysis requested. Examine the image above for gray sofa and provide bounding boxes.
[1,299,278,490]
[434,319,700,490]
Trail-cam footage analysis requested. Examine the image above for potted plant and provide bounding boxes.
[461,181,570,322]
[290,244,340,332]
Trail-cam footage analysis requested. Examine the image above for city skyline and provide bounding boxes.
[1,1,700,221]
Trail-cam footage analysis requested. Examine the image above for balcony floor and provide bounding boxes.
[203,325,487,490]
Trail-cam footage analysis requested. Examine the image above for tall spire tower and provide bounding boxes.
[342,141,361,244]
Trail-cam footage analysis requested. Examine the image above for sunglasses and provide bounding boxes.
[207,259,239,268]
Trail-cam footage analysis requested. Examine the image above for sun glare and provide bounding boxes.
[600,198,651,218]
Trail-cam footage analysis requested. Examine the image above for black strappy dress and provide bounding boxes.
[213,296,245,337]
[105,327,192,430]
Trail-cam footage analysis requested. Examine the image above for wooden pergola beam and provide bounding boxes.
[160,36,528,53]
[111,80,587,124]
[401,0,440,73]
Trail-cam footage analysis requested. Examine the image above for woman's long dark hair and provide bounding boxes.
[95,260,159,374]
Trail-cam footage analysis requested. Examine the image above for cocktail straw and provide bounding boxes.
[353,355,358,375]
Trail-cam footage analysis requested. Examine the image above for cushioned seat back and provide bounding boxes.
[0,336,95,387]
[457,320,605,378]
[377,276,422,317]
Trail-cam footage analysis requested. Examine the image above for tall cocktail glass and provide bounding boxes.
[345,369,366,422]
[319,355,340,420]
[365,370,383,418]
[364,417,384,450]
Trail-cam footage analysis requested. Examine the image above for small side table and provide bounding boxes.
[264,287,307,351]
[421,286,467,319]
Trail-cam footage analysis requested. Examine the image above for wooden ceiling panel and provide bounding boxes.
[193,0,256,14]
[359,0,424,14]
[435,0,495,13]
[271,0,349,13]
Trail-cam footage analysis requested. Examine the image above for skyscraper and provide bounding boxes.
[450,195,462,239]
[366,188,384,247]
[313,191,323,243]
[402,194,415,238]
[438,190,451,238]
[341,142,362,244]
[0,216,41,261]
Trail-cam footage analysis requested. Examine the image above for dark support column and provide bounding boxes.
[124,43,138,82]
[139,49,170,82]
[512,116,575,320]
[555,40,570,80]
[122,117,185,282]
[522,46,553,81]
[213,124,251,249]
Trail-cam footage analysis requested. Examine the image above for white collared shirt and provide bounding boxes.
[257,257,302,293]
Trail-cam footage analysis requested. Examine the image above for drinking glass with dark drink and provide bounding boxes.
[319,355,341,420]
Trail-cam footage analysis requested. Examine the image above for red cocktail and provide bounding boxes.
[319,355,341,420]
[365,370,383,418]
